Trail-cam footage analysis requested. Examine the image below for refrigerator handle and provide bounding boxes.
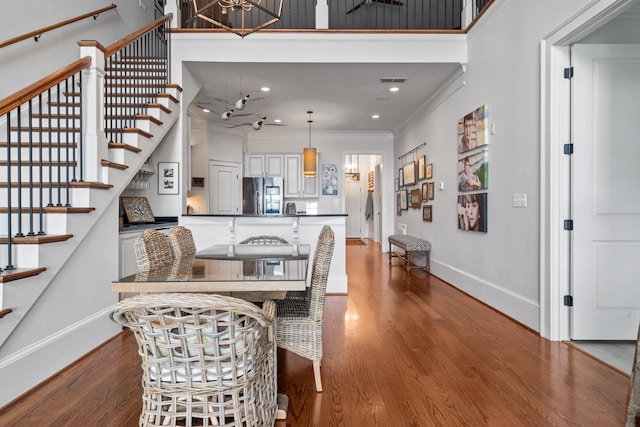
[256,191,261,215]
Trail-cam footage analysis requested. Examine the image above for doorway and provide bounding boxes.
[344,154,382,241]
[542,0,640,346]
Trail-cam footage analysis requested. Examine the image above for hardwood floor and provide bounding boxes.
[0,242,630,426]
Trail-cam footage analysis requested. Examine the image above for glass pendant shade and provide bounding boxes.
[303,147,317,177]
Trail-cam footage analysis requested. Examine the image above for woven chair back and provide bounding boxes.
[239,235,289,245]
[167,225,197,258]
[309,226,335,321]
[133,229,174,271]
[110,293,277,427]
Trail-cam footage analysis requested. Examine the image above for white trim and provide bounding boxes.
[540,0,636,341]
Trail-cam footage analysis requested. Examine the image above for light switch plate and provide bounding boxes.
[512,193,527,208]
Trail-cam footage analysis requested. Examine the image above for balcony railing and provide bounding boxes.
[179,0,491,31]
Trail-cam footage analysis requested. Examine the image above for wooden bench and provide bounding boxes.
[388,234,431,274]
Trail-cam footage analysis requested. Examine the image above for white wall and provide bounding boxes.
[0,0,156,100]
[393,0,594,331]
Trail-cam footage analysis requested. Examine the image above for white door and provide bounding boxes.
[209,161,240,215]
[345,180,362,238]
[374,163,382,242]
[571,44,640,339]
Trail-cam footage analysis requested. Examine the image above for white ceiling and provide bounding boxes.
[185,61,461,132]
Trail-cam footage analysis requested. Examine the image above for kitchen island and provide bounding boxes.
[180,214,348,294]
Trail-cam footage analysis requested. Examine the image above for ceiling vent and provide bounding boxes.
[379,77,408,83]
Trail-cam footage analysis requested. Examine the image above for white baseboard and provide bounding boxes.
[431,259,540,332]
[327,274,348,294]
[0,306,121,408]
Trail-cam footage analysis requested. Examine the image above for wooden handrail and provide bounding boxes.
[0,56,92,117]
[104,14,173,58]
[0,4,117,50]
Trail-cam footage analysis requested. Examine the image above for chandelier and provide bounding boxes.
[219,0,260,12]
[191,0,283,38]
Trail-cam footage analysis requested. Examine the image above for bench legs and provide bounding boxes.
[388,243,430,274]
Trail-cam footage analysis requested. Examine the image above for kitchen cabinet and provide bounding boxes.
[284,154,318,199]
[244,154,265,177]
[244,154,284,177]
[265,154,284,176]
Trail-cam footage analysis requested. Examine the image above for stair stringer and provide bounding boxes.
[0,98,181,350]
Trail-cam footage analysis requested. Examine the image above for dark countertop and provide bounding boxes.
[119,217,178,234]
[182,213,348,217]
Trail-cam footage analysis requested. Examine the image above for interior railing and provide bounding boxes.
[0,4,117,49]
[0,57,92,271]
[103,15,172,144]
[179,0,492,31]
[0,13,173,274]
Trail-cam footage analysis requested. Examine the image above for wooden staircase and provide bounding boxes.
[0,14,181,347]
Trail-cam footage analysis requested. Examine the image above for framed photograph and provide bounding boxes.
[191,177,204,188]
[457,193,488,232]
[158,162,179,195]
[426,163,433,180]
[403,161,416,186]
[422,182,428,201]
[400,189,408,210]
[428,182,435,200]
[457,104,489,154]
[396,193,402,216]
[423,205,433,222]
[458,149,489,192]
[410,189,421,208]
[398,168,404,187]
[395,178,399,192]
[418,155,426,181]
[121,197,155,223]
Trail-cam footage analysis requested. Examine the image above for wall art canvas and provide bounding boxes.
[322,163,339,195]
[121,197,155,223]
[400,189,408,210]
[457,104,489,154]
[458,149,489,192]
[457,192,488,232]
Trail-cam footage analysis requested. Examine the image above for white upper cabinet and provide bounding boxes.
[284,154,302,198]
[245,154,265,177]
[265,154,284,177]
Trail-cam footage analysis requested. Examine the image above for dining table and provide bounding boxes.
[112,243,311,420]
[112,243,310,299]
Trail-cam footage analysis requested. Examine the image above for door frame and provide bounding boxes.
[540,0,635,340]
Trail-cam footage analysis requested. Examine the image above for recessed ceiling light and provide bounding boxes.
[261,86,270,92]
[372,114,380,119]
[274,119,282,123]
[389,87,399,92]
[201,107,210,113]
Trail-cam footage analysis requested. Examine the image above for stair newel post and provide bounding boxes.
[77,41,107,184]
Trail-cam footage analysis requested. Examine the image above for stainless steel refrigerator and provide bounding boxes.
[242,177,284,215]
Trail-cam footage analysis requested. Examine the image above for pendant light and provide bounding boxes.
[303,110,317,177]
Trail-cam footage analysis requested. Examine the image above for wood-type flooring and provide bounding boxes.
[0,242,630,426]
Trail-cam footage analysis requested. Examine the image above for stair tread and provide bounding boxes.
[0,267,46,284]
[0,234,73,245]
[0,207,95,214]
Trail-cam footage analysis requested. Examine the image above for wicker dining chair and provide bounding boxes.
[134,229,174,271]
[110,293,278,427]
[275,225,335,392]
[239,235,289,245]
[167,225,197,258]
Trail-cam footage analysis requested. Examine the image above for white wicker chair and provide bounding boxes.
[110,293,278,427]
[134,229,174,272]
[275,226,335,392]
[167,225,197,258]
